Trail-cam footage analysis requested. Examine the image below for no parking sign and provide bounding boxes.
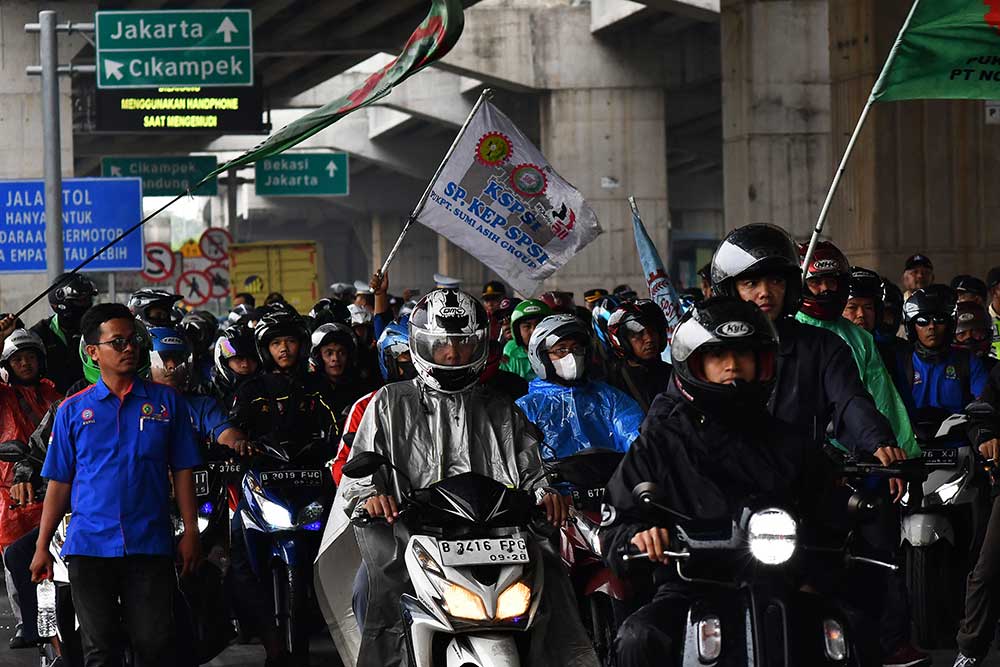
[140,242,176,283]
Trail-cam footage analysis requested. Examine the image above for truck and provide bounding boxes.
[229,240,324,314]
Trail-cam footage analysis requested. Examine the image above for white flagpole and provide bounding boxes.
[376,88,492,277]
[800,0,923,275]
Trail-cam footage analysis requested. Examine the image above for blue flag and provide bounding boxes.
[629,197,682,358]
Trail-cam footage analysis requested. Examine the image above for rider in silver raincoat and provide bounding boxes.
[315,288,599,667]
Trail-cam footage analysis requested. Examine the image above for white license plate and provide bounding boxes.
[923,448,959,467]
[193,470,209,497]
[439,538,529,566]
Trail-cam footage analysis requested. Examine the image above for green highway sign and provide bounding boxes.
[95,10,253,89]
[255,153,350,197]
[101,156,219,197]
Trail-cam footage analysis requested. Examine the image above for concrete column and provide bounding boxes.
[827,0,1000,282]
[721,0,831,238]
[537,87,670,299]
[0,1,94,324]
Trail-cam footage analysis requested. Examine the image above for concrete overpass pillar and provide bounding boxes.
[827,0,1000,282]
[539,87,669,299]
[721,0,831,238]
[0,1,95,323]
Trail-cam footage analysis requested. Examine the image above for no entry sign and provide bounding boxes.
[140,242,176,282]
[175,269,211,307]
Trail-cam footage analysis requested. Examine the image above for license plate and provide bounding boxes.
[923,448,959,467]
[439,538,529,566]
[210,461,243,476]
[193,470,209,497]
[260,470,324,488]
[571,487,605,510]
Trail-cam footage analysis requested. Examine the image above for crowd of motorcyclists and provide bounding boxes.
[1,222,1000,666]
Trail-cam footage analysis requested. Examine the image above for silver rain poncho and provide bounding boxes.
[314,378,599,667]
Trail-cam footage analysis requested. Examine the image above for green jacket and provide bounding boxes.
[796,311,920,457]
[990,304,1000,361]
[500,339,536,381]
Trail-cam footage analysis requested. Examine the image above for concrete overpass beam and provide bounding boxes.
[721,0,831,238]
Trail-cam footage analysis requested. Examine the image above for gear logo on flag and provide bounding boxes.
[476,132,512,166]
[987,0,1000,32]
[509,164,547,198]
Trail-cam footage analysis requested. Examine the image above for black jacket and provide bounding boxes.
[606,359,673,413]
[772,318,895,453]
[601,384,825,578]
[315,369,383,430]
[30,316,84,394]
[230,370,340,457]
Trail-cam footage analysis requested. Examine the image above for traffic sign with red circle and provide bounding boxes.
[205,263,230,299]
[175,269,211,307]
[140,242,176,282]
[199,227,232,262]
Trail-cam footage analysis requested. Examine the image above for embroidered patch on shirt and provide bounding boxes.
[81,408,95,425]
[945,365,958,380]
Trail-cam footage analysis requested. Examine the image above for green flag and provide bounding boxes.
[202,0,464,183]
[873,0,1000,101]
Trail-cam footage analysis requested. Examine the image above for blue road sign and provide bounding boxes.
[0,178,144,273]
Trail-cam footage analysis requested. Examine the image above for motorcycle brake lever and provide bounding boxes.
[620,550,690,562]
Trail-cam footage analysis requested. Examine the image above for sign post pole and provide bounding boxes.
[40,10,64,288]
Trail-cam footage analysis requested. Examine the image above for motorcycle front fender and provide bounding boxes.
[273,535,300,567]
[900,513,955,547]
[583,568,628,601]
[445,633,520,667]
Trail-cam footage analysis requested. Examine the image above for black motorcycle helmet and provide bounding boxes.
[253,310,311,373]
[903,285,957,360]
[671,296,779,420]
[846,266,885,331]
[880,279,904,337]
[953,301,992,358]
[309,298,352,328]
[798,241,851,321]
[212,323,259,394]
[129,288,183,328]
[49,273,98,329]
[710,224,803,318]
[309,323,357,374]
[180,311,218,358]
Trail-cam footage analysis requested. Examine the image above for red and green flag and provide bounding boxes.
[202,0,464,182]
[873,0,1000,101]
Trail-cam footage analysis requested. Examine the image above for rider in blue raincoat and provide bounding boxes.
[516,314,643,460]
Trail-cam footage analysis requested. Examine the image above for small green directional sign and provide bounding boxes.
[96,10,253,89]
[102,156,218,196]
[255,153,350,197]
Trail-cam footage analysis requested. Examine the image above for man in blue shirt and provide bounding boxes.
[901,286,989,415]
[29,302,202,667]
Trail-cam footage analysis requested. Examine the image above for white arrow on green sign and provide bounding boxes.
[101,156,219,196]
[95,10,253,89]
[255,153,350,197]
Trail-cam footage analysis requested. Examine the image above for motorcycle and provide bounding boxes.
[545,449,628,664]
[618,454,928,666]
[237,439,335,659]
[342,450,548,667]
[901,402,997,648]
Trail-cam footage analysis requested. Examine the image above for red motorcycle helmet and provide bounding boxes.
[798,241,851,320]
[606,300,669,361]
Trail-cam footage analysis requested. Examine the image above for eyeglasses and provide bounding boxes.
[913,315,949,327]
[94,335,139,352]
[548,343,583,359]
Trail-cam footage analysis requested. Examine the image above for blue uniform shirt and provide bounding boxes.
[42,378,202,557]
[184,394,232,445]
[910,349,990,415]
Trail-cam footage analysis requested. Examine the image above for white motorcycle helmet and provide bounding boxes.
[527,314,592,385]
[1,328,46,383]
[407,289,489,393]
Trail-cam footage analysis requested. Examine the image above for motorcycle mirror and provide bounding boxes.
[965,401,996,418]
[342,451,392,479]
[846,491,880,519]
[0,440,27,463]
[631,482,693,522]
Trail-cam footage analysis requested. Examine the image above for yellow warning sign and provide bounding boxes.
[180,239,202,258]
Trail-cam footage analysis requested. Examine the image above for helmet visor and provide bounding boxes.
[411,329,487,368]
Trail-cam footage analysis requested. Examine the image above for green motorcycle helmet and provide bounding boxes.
[509,299,553,347]
[78,318,153,383]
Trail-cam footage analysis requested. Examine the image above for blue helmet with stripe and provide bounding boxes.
[377,321,413,381]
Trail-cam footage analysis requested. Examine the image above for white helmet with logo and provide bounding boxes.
[407,289,489,393]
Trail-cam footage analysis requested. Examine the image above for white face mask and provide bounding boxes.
[551,351,587,382]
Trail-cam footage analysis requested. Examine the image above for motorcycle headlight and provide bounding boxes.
[697,615,722,662]
[441,583,488,621]
[259,497,294,530]
[747,508,797,565]
[197,516,210,533]
[935,478,963,504]
[297,501,326,525]
[496,581,531,620]
[823,619,848,661]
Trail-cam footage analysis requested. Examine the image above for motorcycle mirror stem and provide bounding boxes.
[631,482,693,523]
[341,450,416,490]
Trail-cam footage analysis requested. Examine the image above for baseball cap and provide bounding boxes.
[950,274,987,299]
[904,254,933,271]
[482,280,506,299]
[987,266,1000,289]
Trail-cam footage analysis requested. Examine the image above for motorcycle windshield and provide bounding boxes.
[414,473,536,529]
[545,449,625,488]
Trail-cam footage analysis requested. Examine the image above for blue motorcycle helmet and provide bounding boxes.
[377,321,416,382]
[149,325,192,389]
[590,295,621,358]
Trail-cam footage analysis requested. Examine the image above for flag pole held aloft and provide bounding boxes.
[376,87,492,277]
[801,0,923,276]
